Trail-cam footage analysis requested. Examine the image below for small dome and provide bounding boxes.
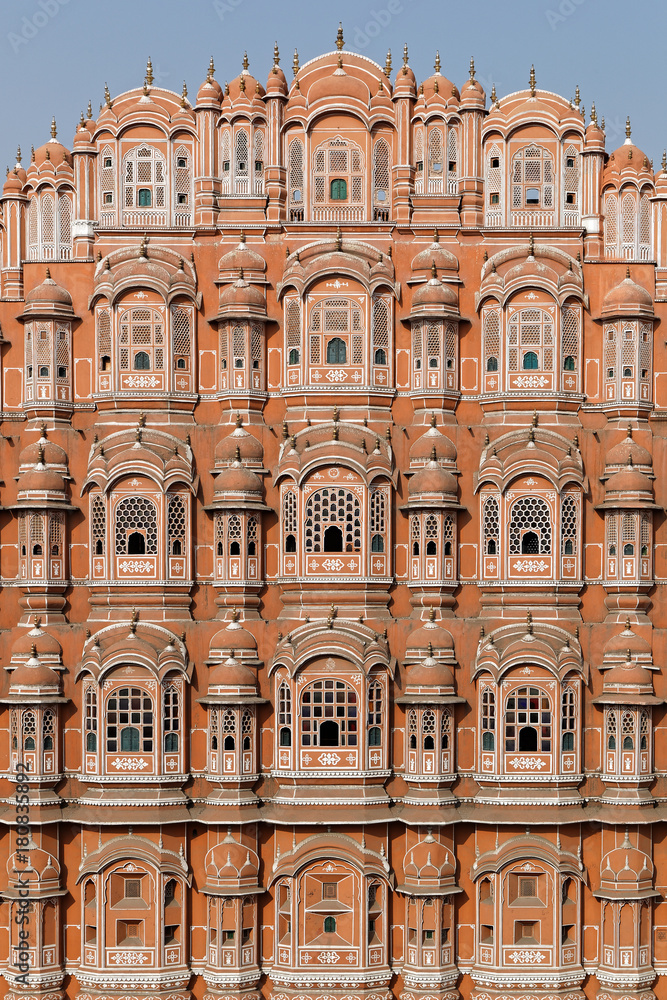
[604,461,653,497]
[407,617,455,658]
[601,271,654,318]
[3,168,23,196]
[404,833,456,882]
[218,235,267,274]
[409,420,457,465]
[411,234,459,273]
[405,652,455,690]
[411,269,458,317]
[19,436,68,468]
[196,69,223,105]
[604,624,652,659]
[10,651,60,692]
[604,659,654,691]
[216,422,264,466]
[601,842,653,885]
[25,270,73,312]
[602,140,653,187]
[393,57,416,97]
[209,653,257,691]
[73,125,93,148]
[18,466,66,493]
[606,428,652,470]
[266,61,288,96]
[205,837,260,888]
[12,624,62,659]
[219,273,266,317]
[460,70,485,108]
[33,139,72,168]
[210,616,258,659]
[215,460,263,495]
[408,459,458,496]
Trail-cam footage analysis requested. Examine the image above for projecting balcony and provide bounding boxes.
[311,205,365,222]
[96,211,192,229]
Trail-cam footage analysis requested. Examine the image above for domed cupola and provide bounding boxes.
[459,58,485,109]
[265,43,288,97]
[409,414,457,469]
[208,610,260,666]
[215,414,264,470]
[599,830,656,898]
[196,57,223,106]
[393,44,417,97]
[402,831,457,890]
[8,646,61,698]
[11,616,62,670]
[204,833,261,893]
[410,262,459,319]
[601,268,654,320]
[406,451,459,506]
[603,425,653,478]
[21,268,75,321]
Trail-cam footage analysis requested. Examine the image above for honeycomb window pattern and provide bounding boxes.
[114,496,158,555]
[304,487,362,553]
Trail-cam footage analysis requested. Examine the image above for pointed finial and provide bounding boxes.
[430,412,437,427]
[242,51,249,72]
[292,48,300,77]
[336,226,342,251]
[431,260,437,279]
[31,145,35,162]
[181,81,188,106]
[50,116,57,139]
[385,49,392,77]
[626,265,631,280]
[626,116,632,139]
[491,84,497,104]
[403,42,409,66]
[529,232,535,256]
[104,83,112,107]
[469,56,476,80]
[235,412,242,428]
[529,64,536,97]
[574,84,580,108]
[235,444,242,462]
[87,100,93,119]
[336,22,344,50]
[45,267,51,280]
[273,41,280,65]
[145,57,154,87]
[662,150,667,172]
[15,145,21,165]
[590,101,597,125]
[434,51,441,74]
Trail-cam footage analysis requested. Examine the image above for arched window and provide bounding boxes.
[283,489,298,554]
[309,297,363,371]
[621,191,637,257]
[118,306,164,375]
[561,495,577,562]
[483,495,499,556]
[487,356,498,372]
[427,127,444,192]
[486,144,502,220]
[312,137,364,215]
[278,683,292,747]
[505,687,551,752]
[511,145,554,210]
[604,192,619,256]
[106,687,154,752]
[368,680,383,747]
[482,689,495,751]
[324,916,336,933]
[425,513,438,556]
[22,711,36,751]
[174,145,191,211]
[422,710,436,750]
[561,687,576,750]
[122,145,166,215]
[41,710,54,751]
[167,493,186,558]
[235,129,249,186]
[288,137,304,218]
[222,709,236,750]
[304,487,362,554]
[85,683,98,752]
[114,496,158,555]
[622,710,635,750]
[508,307,554,374]
[301,679,357,747]
[163,683,180,753]
[607,710,617,750]
[483,308,501,378]
[509,497,552,555]
[373,138,390,217]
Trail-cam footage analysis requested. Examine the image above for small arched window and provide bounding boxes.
[523,351,539,370]
[487,356,498,372]
[138,189,152,207]
[134,351,150,370]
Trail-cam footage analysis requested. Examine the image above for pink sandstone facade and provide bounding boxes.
[0,30,666,1000]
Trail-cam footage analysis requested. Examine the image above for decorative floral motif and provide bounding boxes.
[508,949,545,963]
[509,756,547,770]
[110,756,149,770]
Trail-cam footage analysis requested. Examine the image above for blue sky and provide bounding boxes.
[2,0,665,170]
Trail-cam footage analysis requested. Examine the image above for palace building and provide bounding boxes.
[1,28,667,1000]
